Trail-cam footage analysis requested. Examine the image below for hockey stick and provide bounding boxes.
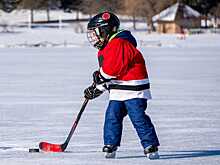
[39,98,89,152]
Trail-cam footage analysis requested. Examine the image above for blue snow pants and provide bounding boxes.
[104,98,160,149]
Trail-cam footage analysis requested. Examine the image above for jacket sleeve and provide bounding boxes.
[101,39,135,78]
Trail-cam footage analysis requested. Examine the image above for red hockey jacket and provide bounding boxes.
[97,30,152,101]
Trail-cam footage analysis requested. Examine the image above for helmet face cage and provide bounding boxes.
[87,27,107,49]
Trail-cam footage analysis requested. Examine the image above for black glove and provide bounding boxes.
[93,70,110,85]
[84,85,103,100]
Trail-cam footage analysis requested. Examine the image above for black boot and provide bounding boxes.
[102,145,117,158]
[144,145,159,159]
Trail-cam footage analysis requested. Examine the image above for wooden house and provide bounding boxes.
[153,3,201,34]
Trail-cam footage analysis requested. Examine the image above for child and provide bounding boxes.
[84,11,160,159]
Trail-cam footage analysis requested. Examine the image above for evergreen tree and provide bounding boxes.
[0,0,21,12]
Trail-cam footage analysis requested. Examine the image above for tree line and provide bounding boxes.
[1,0,220,27]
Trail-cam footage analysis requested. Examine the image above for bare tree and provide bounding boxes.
[18,0,60,22]
[210,3,220,28]
[17,0,35,23]
[80,0,122,16]
[211,3,220,17]
[0,1,3,10]
[123,0,176,32]
[123,0,139,30]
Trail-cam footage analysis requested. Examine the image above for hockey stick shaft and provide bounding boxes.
[62,98,89,150]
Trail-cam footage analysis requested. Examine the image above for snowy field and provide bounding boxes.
[0,28,220,165]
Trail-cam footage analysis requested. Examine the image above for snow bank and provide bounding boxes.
[0,26,220,48]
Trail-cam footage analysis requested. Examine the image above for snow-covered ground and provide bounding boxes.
[0,26,220,165]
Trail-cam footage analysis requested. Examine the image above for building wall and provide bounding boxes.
[176,18,201,29]
[157,21,180,33]
[157,18,201,34]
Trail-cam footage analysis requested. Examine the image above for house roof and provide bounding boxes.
[152,3,200,22]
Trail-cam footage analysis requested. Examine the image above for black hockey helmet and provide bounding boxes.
[87,12,120,49]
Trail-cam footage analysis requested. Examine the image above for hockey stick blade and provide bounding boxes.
[39,142,65,152]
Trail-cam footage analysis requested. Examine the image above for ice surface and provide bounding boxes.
[0,28,220,165]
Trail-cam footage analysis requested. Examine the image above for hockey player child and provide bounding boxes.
[84,12,160,159]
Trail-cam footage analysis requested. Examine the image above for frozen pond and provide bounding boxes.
[0,36,220,165]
